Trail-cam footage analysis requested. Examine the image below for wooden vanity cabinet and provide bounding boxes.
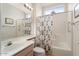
[14,44,34,56]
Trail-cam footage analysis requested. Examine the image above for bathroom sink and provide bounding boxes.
[1,44,19,54]
[1,41,24,54]
[1,40,34,56]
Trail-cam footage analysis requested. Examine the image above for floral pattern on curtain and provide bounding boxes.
[35,15,53,52]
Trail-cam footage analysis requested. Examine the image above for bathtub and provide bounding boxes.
[52,43,72,56]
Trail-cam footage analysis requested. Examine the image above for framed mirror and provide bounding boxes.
[74,3,79,18]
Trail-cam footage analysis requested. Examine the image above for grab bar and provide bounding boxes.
[73,21,79,25]
[68,22,71,32]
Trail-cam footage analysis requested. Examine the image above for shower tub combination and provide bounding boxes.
[36,12,73,56]
[51,12,73,56]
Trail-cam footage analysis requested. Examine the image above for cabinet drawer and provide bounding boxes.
[14,44,33,56]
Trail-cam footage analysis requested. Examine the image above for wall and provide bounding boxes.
[35,4,42,17]
[67,3,76,11]
[0,3,25,41]
[0,4,1,55]
[31,4,36,36]
[31,4,42,36]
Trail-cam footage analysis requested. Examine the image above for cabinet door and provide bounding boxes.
[26,51,33,56]
[14,44,33,56]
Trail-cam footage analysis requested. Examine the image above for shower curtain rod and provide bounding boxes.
[36,11,72,18]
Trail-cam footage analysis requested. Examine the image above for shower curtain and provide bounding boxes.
[35,12,72,55]
[35,15,53,52]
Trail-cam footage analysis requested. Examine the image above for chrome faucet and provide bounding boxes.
[6,41,12,46]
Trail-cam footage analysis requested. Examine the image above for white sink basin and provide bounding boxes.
[1,42,24,54]
[1,40,34,56]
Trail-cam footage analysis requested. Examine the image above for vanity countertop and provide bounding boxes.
[1,35,35,56]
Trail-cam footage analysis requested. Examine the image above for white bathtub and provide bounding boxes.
[52,43,72,56]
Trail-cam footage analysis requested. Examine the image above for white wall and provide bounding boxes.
[0,4,1,54]
[67,3,76,11]
[0,3,25,41]
[35,4,42,17]
[31,4,42,36]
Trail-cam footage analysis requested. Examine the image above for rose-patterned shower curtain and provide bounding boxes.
[35,15,53,52]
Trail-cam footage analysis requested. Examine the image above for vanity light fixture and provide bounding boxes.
[24,4,33,11]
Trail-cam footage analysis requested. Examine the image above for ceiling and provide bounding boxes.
[39,3,65,7]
